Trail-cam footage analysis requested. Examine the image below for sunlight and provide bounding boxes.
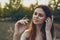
[38,0,49,5]
[22,0,49,7]
[0,0,10,8]
[22,0,37,7]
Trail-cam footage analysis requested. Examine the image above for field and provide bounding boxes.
[0,21,60,40]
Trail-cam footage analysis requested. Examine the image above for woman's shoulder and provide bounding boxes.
[21,29,31,38]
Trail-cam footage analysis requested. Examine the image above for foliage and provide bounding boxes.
[0,0,60,21]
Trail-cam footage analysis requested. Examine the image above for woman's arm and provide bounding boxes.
[13,19,29,40]
[46,29,56,40]
[46,30,52,40]
[13,22,21,40]
[45,17,53,40]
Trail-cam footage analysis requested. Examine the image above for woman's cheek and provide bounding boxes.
[39,17,45,23]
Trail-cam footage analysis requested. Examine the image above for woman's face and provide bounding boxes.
[32,8,46,25]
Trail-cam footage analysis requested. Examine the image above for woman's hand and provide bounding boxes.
[15,19,29,33]
[45,17,53,31]
[13,19,29,40]
[45,17,53,40]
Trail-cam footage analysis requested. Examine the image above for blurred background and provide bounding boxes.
[0,0,60,40]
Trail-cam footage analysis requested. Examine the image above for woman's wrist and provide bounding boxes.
[45,28,50,32]
[45,29,51,34]
[45,29,52,40]
[46,30,51,34]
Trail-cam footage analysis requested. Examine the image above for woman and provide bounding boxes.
[13,5,56,40]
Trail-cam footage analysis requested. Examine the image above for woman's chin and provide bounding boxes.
[33,22,39,25]
[33,21,43,25]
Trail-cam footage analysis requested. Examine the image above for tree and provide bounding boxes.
[49,0,60,23]
[0,3,4,17]
[11,0,21,10]
[49,0,60,10]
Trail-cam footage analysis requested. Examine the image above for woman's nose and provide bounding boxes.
[35,15,39,18]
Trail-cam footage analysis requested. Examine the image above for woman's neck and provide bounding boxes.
[36,24,42,33]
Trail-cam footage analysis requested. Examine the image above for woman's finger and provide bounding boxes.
[45,17,52,23]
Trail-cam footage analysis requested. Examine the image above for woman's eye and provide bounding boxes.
[39,14,43,17]
[34,12,37,15]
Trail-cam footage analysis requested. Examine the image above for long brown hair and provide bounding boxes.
[28,5,54,40]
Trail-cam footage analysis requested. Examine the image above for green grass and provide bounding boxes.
[0,21,60,40]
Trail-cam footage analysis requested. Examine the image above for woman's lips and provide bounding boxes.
[34,19,39,22]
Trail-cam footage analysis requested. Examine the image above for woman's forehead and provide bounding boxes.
[34,8,45,15]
